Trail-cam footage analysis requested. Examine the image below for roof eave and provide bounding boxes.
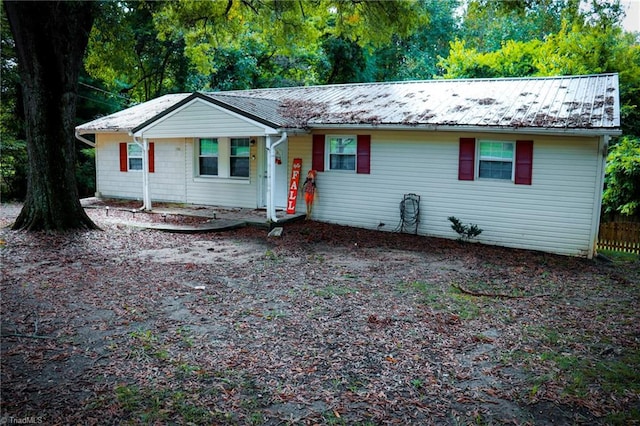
[75,128,133,135]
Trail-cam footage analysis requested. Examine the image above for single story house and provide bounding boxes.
[76,74,621,258]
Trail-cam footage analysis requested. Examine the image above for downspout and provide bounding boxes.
[132,135,152,211]
[266,132,287,222]
[589,135,610,258]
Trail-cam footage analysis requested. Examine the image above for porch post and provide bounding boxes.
[142,137,152,211]
[266,132,287,222]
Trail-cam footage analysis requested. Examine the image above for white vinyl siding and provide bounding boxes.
[95,135,186,203]
[291,131,602,257]
[96,99,270,207]
[95,135,259,207]
[184,138,258,207]
[133,98,276,138]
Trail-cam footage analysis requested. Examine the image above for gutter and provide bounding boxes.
[266,132,287,222]
[304,124,622,137]
[74,130,96,147]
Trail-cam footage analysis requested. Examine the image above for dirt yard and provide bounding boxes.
[1,204,638,425]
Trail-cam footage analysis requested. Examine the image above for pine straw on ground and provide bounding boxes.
[1,206,638,425]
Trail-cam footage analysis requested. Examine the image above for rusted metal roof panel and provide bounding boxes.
[209,73,620,131]
[77,74,620,135]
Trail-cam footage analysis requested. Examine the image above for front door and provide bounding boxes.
[259,138,288,209]
[274,140,288,208]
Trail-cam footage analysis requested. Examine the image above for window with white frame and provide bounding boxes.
[128,143,143,171]
[230,138,250,177]
[328,136,356,171]
[199,138,219,176]
[478,141,514,180]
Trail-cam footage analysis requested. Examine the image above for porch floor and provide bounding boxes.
[81,197,306,233]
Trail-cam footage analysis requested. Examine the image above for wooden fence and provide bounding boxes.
[598,222,640,254]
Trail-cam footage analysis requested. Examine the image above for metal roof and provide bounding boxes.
[77,93,191,133]
[77,74,620,135]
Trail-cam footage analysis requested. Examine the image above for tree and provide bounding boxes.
[459,0,579,52]
[152,0,425,88]
[366,0,460,81]
[4,1,98,230]
[320,35,369,84]
[0,3,27,200]
[85,1,193,103]
[602,136,640,218]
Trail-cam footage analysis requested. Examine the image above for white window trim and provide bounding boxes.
[197,138,219,177]
[230,138,251,178]
[195,137,251,181]
[477,140,515,181]
[127,142,143,172]
[326,134,357,172]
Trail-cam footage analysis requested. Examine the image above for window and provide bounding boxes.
[119,142,154,173]
[312,134,370,174]
[458,138,533,185]
[328,136,356,171]
[199,138,218,176]
[478,141,514,180]
[230,138,250,177]
[127,143,143,171]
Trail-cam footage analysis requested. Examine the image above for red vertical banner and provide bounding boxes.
[287,158,303,214]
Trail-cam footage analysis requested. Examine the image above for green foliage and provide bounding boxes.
[320,35,368,84]
[602,136,640,217]
[460,0,569,52]
[150,0,424,90]
[86,1,194,102]
[371,0,460,80]
[76,148,96,198]
[77,73,126,121]
[439,39,545,78]
[448,216,483,241]
[0,138,27,200]
[1,3,27,201]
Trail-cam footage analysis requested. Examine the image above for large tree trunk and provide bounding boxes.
[4,1,98,231]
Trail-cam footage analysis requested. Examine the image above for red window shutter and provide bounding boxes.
[356,135,371,174]
[458,138,475,181]
[119,143,128,172]
[312,134,325,172]
[148,142,155,173]
[515,140,533,185]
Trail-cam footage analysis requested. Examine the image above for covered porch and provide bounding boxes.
[81,197,305,232]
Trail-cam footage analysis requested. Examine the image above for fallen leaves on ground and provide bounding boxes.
[1,204,638,425]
